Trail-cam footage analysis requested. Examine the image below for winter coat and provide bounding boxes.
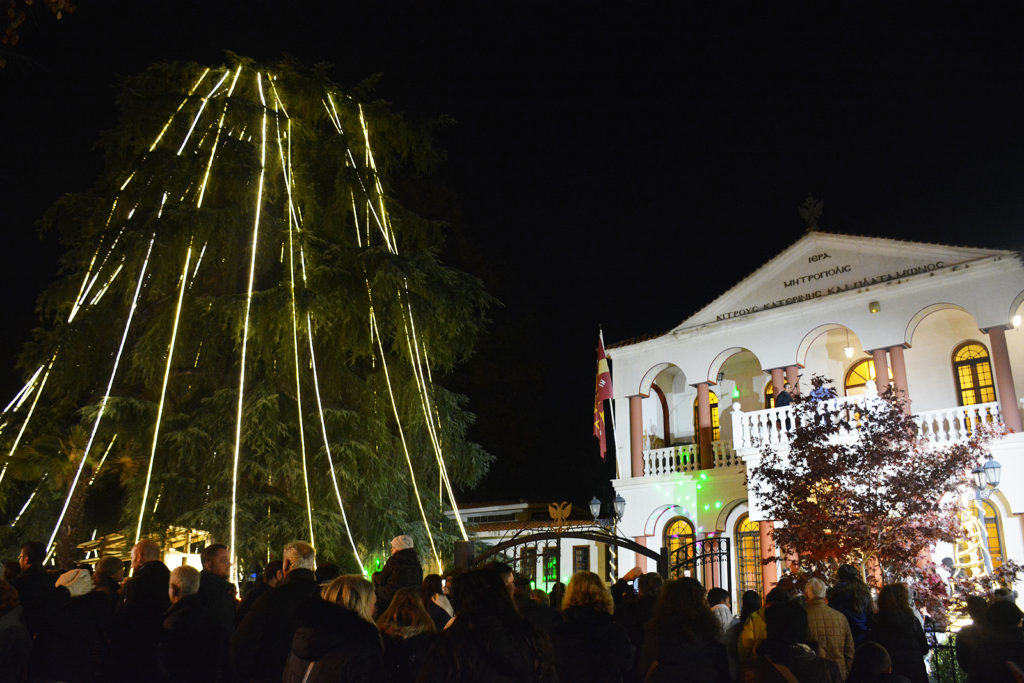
[375,548,423,613]
[34,589,113,682]
[827,579,871,645]
[551,605,634,682]
[738,608,767,662]
[0,606,30,682]
[971,623,1024,683]
[417,612,557,683]
[231,567,321,683]
[381,632,435,683]
[869,610,928,683]
[281,598,385,683]
[424,595,453,632]
[11,565,59,638]
[638,625,729,683]
[158,594,227,682]
[235,578,272,626]
[956,621,985,683]
[804,597,854,678]
[743,642,843,683]
[111,560,170,682]
[197,569,236,636]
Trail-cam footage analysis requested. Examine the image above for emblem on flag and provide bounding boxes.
[594,332,613,459]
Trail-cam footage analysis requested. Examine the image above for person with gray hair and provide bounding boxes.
[804,576,855,678]
[159,565,227,681]
[373,534,422,616]
[231,540,320,681]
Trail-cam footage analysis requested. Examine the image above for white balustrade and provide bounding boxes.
[914,402,1002,444]
[642,441,738,476]
[730,399,1003,452]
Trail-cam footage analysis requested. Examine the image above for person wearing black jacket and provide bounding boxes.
[869,584,928,683]
[197,543,236,637]
[111,538,170,682]
[551,571,634,683]
[231,540,320,683]
[11,541,58,640]
[159,565,228,682]
[374,535,423,616]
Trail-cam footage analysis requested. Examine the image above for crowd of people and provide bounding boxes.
[0,536,1021,682]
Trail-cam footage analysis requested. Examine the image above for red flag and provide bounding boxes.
[594,333,613,459]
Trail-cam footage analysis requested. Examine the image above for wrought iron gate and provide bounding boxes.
[670,536,731,593]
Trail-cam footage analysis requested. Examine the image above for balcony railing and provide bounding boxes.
[642,440,739,476]
[730,398,1003,450]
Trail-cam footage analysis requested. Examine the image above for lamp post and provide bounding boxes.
[590,494,626,578]
[970,457,1002,573]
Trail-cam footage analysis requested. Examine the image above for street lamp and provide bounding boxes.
[591,493,627,578]
[971,457,1002,572]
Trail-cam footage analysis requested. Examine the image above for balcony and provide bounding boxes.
[642,440,740,476]
[730,398,1004,450]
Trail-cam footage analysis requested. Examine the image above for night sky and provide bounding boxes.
[1,3,1023,509]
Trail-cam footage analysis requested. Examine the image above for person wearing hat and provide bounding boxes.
[374,535,423,617]
[34,568,114,681]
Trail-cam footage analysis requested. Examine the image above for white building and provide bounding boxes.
[458,231,1024,602]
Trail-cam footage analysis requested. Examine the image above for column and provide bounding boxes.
[696,382,713,469]
[987,326,1023,432]
[785,365,800,395]
[758,520,778,594]
[770,368,786,395]
[870,349,890,396]
[634,536,647,573]
[630,395,645,477]
[888,345,911,412]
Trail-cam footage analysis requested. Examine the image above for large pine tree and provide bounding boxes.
[0,56,493,573]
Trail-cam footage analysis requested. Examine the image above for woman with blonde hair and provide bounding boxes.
[551,570,634,682]
[376,587,436,682]
[283,574,384,682]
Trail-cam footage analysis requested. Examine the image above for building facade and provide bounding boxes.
[600,232,1024,602]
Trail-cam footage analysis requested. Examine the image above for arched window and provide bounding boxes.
[981,499,1004,568]
[665,517,695,579]
[844,359,893,396]
[692,391,720,441]
[953,342,996,406]
[764,382,774,409]
[735,514,762,596]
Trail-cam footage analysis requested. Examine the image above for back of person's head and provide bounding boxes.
[707,586,729,607]
[376,587,436,639]
[877,583,913,616]
[390,535,415,553]
[992,587,1016,603]
[135,538,161,563]
[282,541,315,572]
[322,575,376,623]
[765,586,791,607]
[848,641,892,680]
[20,541,45,567]
[2,561,19,582]
[263,560,283,583]
[95,556,123,580]
[169,565,201,600]
[450,568,517,622]
[530,589,550,607]
[637,572,664,599]
[422,573,444,601]
[804,577,827,600]
[650,577,719,643]
[512,576,533,601]
[740,590,762,623]
[314,562,339,584]
[965,595,988,622]
[549,581,565,611]
[836,563,861,583]
[764,600,809,645]
[0,579,18,614]
[563,571,614,613]
[987,600,1024,628]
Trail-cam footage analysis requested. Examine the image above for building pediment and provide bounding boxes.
[676,232,1011,330]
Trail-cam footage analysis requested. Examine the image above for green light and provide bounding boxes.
[732,386,740,398]
[696,484,702,490]
[704,504,710,511]
[715,501,723,509]
[700,472,707,480]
